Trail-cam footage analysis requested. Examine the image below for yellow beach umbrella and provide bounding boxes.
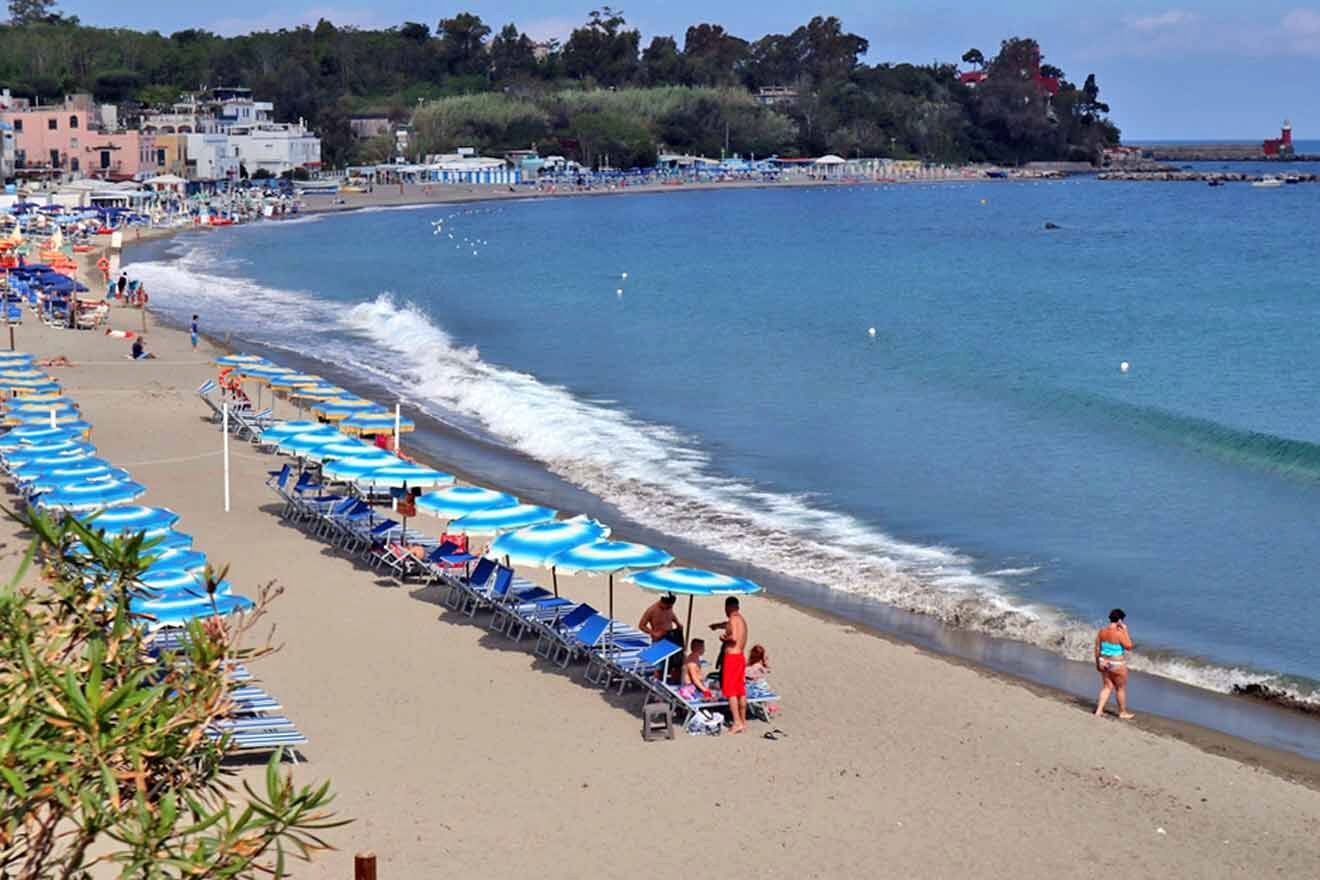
[290,385,347,402]
[267,372,324,391]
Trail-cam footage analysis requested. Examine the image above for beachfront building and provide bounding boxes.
[139,87,320,180]
[0,94,154,181]
[0,121,13,183]
[228,123,321,177]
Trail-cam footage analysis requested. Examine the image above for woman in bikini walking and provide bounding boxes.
[1094,608,1135,719]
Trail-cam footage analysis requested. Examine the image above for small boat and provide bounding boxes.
[1208,179,1225,187]
[1284,175,1302,185]
[1252,176,1284,188]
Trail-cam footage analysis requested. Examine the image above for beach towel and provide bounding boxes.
[105,329,136,339]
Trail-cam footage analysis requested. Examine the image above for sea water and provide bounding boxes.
[131,177,1320,706]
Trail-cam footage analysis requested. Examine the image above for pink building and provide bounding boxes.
[0,100,153,180]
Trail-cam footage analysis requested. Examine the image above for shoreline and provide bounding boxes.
[110,216,1320,777]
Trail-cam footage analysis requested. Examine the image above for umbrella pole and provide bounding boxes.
[608,572,614,646]
[551,566,558,598]
[685,596,694,645]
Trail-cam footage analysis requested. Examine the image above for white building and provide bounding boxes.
[229,123,321,177]
[184,133,240,180]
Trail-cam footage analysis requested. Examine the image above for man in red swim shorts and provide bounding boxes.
[713,597,749,734]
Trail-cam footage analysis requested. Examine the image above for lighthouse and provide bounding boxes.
[1263,120,1295,157]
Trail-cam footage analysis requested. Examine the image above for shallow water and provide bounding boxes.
[130,178,1320,709]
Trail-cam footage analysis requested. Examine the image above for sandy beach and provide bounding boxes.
[3,238,1319,879]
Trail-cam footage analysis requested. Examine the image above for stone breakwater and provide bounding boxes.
[1099,171,1319,183]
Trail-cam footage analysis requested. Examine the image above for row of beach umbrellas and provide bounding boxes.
[230,352,762,638]
[0,350,254,623]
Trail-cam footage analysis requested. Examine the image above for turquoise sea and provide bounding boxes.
[130,175,1320,748]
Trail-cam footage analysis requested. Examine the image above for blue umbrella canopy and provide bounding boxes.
[9,396,76,412]
[137,566,226,595]
[303,440,378,463]
[415,486,518,519]
[214,354,270,367]
[276,430,345,456]
[628,568,762,597]
[266,372,323,390]
[0,425,79,448]
[0,352,34,366]
[548,540,673,574]
[447,503,558,536]
[236,364,295,381]
[3,439,92,464]
[8,382,62,397]
[79,505,180,537]
[320,453,401,482]
[547,539,673,637]
[9,448,96,472]
[145,548,209,574]
[10,405,80,422]
[489,516,610,567]
[10,414,90,431]
[36,479,147,511]
[142,530,195,554]
[258,420,327,442]
[130,592,253,626]
[25,465,131,495]
[354,462,454,489]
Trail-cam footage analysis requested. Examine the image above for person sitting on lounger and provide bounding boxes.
[682,638,713,700]
[745,644,770,682]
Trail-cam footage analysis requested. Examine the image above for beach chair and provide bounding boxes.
[444,556,495,610]
[231,407,273,441]
[501,591,577,642]
[598,639,683,696]
[532,603,598,660]
[197,380,223,423]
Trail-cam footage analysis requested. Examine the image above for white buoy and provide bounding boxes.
[868,327,877,338]
[616,288,624,295]
[622,272,629,279]
[1120,361,1130,373]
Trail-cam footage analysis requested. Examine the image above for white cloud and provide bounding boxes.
[1124,9,1196,31]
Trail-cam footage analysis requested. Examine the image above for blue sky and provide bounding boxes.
[59,1,1320,140]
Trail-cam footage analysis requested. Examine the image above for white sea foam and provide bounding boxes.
[129,253,1320,705]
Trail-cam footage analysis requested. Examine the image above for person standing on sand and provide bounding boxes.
[638,594,679,643]
[190,314,199,350]
[117,272,128,299]
[711,597,749,733]
[1094,609,1135,719]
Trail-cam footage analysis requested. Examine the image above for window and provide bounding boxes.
[157,148,166,164]
[70,157,79,172]
[11,119,20,132]
[14,149,24,167]
[49,149,59,167]
[99,150,110,170]
[69,137,78,149]
[47,118,57,130]
[68,115,78,129]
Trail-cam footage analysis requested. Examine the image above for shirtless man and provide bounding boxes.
[711,597,749,733]
[638,594,679,643]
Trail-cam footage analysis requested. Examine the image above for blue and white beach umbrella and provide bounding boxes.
[0,425,78,448]
[276,429,344,456]
[266,372,324,390]
[11,415,91,432]
[303,440,377,463]
[144,548,208,574]
[10,397,76,412]
[415,486,518,520]
[36,479,146,511]
[320,454,401,482]
[341,412,416,435]
[547,539,674,634]
[26,465,131,495]
[215,354,270,367]
[9,447,96,472]
[447,503,559,536]
[257,420,325,442]
[130,591,253,627]
[354,463,454,490]
[4,439,92,465]
[489,515,610,596]
[138,566,225,596]
[628,567,762,634]
[8,382,62,397]
[79,505,180,537]
[144,530,195,553]
[0,352,34,366]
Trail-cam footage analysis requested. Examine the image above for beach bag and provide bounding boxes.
[686,709,723,737]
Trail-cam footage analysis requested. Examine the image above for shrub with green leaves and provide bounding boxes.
[0,509,347,879]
